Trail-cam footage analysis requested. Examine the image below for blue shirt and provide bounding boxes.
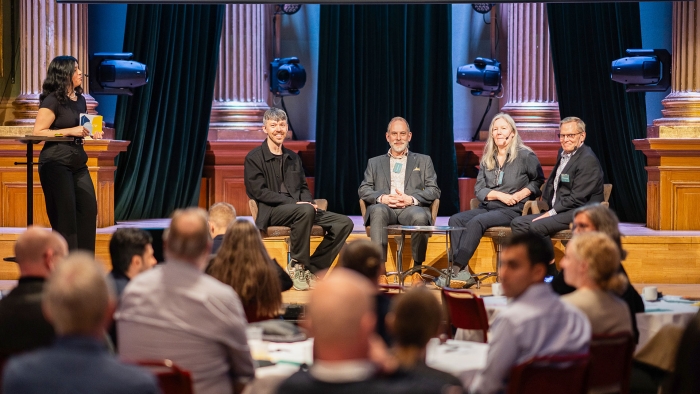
[469,283,591,394]
[2,335,158,394]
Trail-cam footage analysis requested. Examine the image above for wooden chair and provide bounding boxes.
[248,199,328,265]
[441,288,490,342]
[507,353,590,394]
[588,332,635,394]
[137,360,194,394]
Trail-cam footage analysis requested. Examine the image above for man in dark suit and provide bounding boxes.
[2,252,159,394]
[511,116,604,254]
[245,108,353,290]
[358,117,441,282]
[0,227,67,357]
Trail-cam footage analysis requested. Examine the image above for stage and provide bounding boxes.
[0,216,698,285]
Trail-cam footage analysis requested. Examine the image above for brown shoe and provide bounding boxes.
[409,272,424,287]
[378,275,389,286]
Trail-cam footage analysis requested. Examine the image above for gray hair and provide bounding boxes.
[263,108,288,124]
[560,116,586,134]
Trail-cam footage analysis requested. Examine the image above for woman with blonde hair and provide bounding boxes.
[208,219,290,323]
[560,232,632,334]
[445,113,544,288]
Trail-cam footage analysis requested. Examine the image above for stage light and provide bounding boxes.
[89,53,148,96]
[276,4,302,15]
[472,3,494,14]
[611,49,671,92]
[456,57,502,97]
[270,57,306,97]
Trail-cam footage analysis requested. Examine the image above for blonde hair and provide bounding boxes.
[568,232,628,294]
[43,252,114,335]
[208,202,236,230]
[481,113,532,171]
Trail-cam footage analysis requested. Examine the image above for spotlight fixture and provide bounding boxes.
[276,4,302,15]
[89,53,148,96]
[472,3,494,14]
[270,57,306,97]
[456,57,502,97]
[611,49,671,92]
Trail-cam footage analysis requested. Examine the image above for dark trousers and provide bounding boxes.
[448,208,520,269]
[39,161,97,253]
[269,204,353,273]
[366,204,431,264]
[510,211,575,240]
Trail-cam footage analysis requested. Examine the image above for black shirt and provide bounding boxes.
[271,154,292,199]
[39,92,86,130]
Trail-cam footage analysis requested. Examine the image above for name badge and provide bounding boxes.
[497,171,504,186]
[561,174,570,183]
[393,163,403,173]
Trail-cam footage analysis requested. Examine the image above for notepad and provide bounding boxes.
[79,113,103,137]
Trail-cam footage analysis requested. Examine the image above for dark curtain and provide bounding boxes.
[113,5,224,220]
[548,3,647,223]
[315,5,458,216]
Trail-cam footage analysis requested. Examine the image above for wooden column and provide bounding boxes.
[208,4,271,141]
[635,0,700,230]
[7,0,97,126]
[499,3,560,141]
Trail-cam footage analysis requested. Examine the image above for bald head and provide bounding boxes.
[165,208,211,266]
[308,268,376,361]
[15,227,68,277]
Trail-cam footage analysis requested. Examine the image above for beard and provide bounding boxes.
[391,142,407,153]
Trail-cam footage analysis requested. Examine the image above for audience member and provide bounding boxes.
[387,287,462,387]
[560,232,632,335]
[339,239,393,345]
[2,252,158,394]
[0,227,67,357]
[555,204,644,342]
[108,228,157,298]
[469,233,591,394]
[208,219,291,323]
[277,268,460,394]
[117,208,255,394]
[208,202,236,254]
[665,311,700,394]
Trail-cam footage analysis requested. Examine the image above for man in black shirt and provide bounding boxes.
[244,108,353,290]
[0,227,68,357]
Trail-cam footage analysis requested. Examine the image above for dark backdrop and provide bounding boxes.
[315,4,459,216]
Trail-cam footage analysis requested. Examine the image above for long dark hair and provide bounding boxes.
[207,220,281,320]
[40,56,82,105]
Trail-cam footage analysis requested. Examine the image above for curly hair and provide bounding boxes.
[40,56,83,106]
[207,220,281,321]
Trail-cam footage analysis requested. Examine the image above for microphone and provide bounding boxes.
[83,74,89,78]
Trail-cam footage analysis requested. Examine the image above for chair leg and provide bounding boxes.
[285,237,292,267]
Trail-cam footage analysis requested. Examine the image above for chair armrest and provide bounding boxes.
[430,199,440,225]
[523,200,549,215]
[470,198,479,210]
[315,199,328,211]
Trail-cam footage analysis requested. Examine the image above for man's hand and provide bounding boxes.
[296,201,318,210]
[532,211,551,222]
[394,189,414,208]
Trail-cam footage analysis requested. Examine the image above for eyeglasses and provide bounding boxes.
[556,131,583,140]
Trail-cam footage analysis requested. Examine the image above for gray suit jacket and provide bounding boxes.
[358,151,440,224]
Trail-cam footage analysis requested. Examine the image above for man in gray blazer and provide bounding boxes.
[358,117,441,276]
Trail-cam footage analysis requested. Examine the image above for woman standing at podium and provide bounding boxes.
[32,56,101,253]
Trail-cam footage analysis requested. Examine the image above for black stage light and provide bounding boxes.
[277,4,302,15]
[270,57,306,97]
[472,3,494,14]
[457,57,502,97]
[89,53,148,95]
[611,49,671,92]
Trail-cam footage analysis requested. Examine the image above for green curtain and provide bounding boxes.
[548,3,648,223]
[315,4,458,216]
[113,5,224,220]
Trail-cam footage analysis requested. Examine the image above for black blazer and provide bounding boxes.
[0,277,55,356]
[542,144,604,214]
[244,140,314,230]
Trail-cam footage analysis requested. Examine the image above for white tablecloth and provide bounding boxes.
[456,295,699,350]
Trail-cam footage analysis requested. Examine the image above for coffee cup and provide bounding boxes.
[492,283,504,297]
[643,286,658,301]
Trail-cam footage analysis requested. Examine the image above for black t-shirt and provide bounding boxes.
[271,154,292,198]
[39,92,86,130]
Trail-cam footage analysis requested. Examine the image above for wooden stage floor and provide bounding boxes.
[0,217,697,285]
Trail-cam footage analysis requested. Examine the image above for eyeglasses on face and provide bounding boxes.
[556,131,583,140]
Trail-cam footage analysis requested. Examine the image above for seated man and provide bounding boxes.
[245,108,353,290]
[208,202,236,254]
[469,233,591,394]
[276,268,461,394]
[117,208,255,394]
[108,228,157,298]
[0,227,67,357]
[2,252,158,394]
[511,116,603,274]
[358,117,440,284]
